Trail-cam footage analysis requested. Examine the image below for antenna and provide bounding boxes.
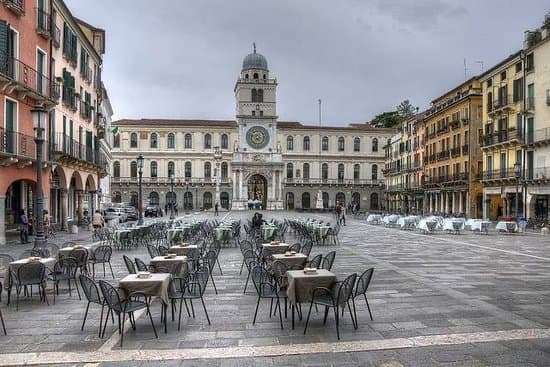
[463,58,468,80]
[475,60,484,73]
[318,99,322,126]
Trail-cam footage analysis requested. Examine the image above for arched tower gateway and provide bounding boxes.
[231,45,284,210]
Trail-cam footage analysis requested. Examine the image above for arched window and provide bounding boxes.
[130,161,137,178]
[352,192,361,206]
[130,192,138,208]
[113,191,122,203]
[204,134,211,149]
[245,74,249,79]
[184,133,192,149]
[370,193,379,210]
[263,74,266,80]
[149,192,159,205]
[372,138,379,152]
[322,136,329,151]
[253,73,258,79]
[286,192,294,210]
[220,192,230,209]
[287,136,294,151]
[221,162,228,179]
[354,164,360,181]
[322,192,329,208]
[303,163,310,181]
[251,89,257,102]
[354,137,361,152]
[303,136,310,151]
[322,163,328,181]
[203,192,213,209]
[184,161,191,178]
[167,133,175,149]
[150,133,158,148]
[113,161,120,178]
[286,163,293,180]
[338,163,345,182]
[150,161,158,177]
[168,161,175,177]
[204,162,211,178]
[338,137,345,151]
[302,192,311,209]
[221,134,229,149]
[130,133,138,148]
[257,89,263,102]
[372,164,378,180]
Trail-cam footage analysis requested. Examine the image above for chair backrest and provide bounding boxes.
[239,240,253,255]
[289,243,301,252]
[270,260,288,287]
[0,254,15,274]
[147,244,160,258]
[158,245,169,256]
[98,280,123,313]
[69,248,89,267]
[79,274,102,304]
[301,241,313,256]
[321,251,336,271]
[44,243,59,258]
[93,246,112,262]
[18,250,43,260]
[134,258,149,272]
[250,265,274,296]
[189,266,209,296]
[15,262,45,286]
[204,250,217,272]
[123,255,136,274]
[54,257,79,277]
[355,268,374,297]
[243,250,258,271]
[335,273,357,306]
[309,254,322,269]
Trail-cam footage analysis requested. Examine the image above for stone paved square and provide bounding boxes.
[1,211,550,366]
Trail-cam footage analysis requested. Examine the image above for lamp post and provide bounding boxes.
[31,105,47,249]
[213,146,223,209]
[137,155,144,225]
[169,173,175,219]
[514,161,521,219]
[184,177,189,211]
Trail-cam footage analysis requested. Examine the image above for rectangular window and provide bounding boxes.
[526,53,534,71]
[512,78,523,102]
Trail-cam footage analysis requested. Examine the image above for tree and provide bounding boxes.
[371,111,401,128]
[396,99,417,120]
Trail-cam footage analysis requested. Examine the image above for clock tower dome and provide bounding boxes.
[231,44,284,210]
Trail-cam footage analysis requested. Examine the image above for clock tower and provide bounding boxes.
[231,45,284,210]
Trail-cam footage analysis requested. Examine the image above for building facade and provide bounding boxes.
[423,78,483,217]
[0,0,107,244]
[110,49,393,212]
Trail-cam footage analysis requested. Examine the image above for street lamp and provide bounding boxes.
[137,155,144,225]
[169,172,175,219]
[514,161,521,219]
[213,146,223,210]
[31,105,47,249]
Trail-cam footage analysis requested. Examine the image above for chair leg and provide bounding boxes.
[347,301,357,330]
[120,312,125,347]
[352,298,358,329]
[243,271,251,293]
[146,303,158,339]
[41,286,49,306]
[216,258,223,275]
[92,263,96,279]
[0,308,6,335]
[81,301,90,331]
[98,304,105,338]
[323,306,329,325]
[109,262,115,279]
[364,294,373,320]
[334,305,340,340]
[74,279,81,300]
[178,298,183,331]
[303,301,315,335]
[277,299,283,330]
[210,273,218,295]
[253,296,261,325]
[239,258,245,275]
[200,296,211,326]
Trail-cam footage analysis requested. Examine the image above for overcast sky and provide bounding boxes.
[67,0,549,126]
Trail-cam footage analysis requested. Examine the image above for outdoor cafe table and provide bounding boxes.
[261,225,279,240]
[150,255,187,276]
[442,219,464,233]
[496,221,518,233]
[286,269,337,329]
[58,243,100,259]
[168,244,198,257]
[118,273,171,332]
[466,219,491,233]
[312,225,331,238]
[272,253,308,269]
[114,229,131,242]
[261,242,290,254]
[4,257,56,289]
[214,226,232,242]
[167,228,187,243]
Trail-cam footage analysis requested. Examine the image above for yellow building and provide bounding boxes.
[422,77,483,217]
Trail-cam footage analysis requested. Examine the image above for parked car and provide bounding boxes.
[124,206,138,221]
[145,205,162,217]
[105,207,126,222]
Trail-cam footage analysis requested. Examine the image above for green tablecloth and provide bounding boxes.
[114,230,131,242]
[261,225,278,240]
[167,228,186,243]
[313,226,331,238]
[214,227,232,241]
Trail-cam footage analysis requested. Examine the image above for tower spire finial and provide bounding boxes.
[253,42,256,53]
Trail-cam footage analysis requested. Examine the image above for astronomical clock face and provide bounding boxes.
[246,126,269,149]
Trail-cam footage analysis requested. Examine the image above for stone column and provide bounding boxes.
[482,191,487,219]
[271,174,276,201]
[451,192,457,214]
[60,188,68,231]
[239,171,244,199]
[232,171,237,198]
[0,196,6,246]
[458,192,463,214]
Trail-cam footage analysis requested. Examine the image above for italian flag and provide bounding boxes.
[111,126,119,135]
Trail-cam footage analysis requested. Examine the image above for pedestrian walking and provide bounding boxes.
[92,210,105,229]
[43,210,51,239]
[19,209,29,244]
[214,202,219,216]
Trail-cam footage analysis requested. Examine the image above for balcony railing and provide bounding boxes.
[479,168,517,181]
[51,133,102,165]
[0,127,36,159]
[481,129,522,148]
[437,150,450,161]
[489,95,513,114]
[4,0,24,15]
[284,178,383,186]
[80,66,92,83]
[525,96,535,111]
[79,101,93,120]
[525,127,550,145]
[462,144,469,155]
[450,147,461,158]
[424,173,468,186]
[35,8,50,38]
[0,53,59,101]
[112,176,233,185]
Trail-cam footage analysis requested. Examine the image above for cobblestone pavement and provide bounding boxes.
[1,211,550,366]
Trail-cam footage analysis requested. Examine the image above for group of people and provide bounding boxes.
[251,212,266,228]
[334,201,346,226]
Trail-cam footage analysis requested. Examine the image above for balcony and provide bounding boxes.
[488,95,513,116]
[35,8,51,39]
[50,133,102,167]
[284,178,383,186]
[80,66,92,83]
[524,96,535,113]
[436,124,449,135]
[62,91,78,111]
[436,150,450,161]
[450,147,461,158]
[0,53,59,105]
[461,144,469,155]
[481,129,522,149]
[423,173,468,187]
[427,131,436,139]
[526,127,550,146]
[4,0,24,15]
[450,119,461,130]
[479,168,517,182]
[79,101,93,121]
[52,26,61,48]
[112,176,233,186]
[0,127,36,166]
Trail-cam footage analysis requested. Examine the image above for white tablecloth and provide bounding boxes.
[496,221,517,233]
[443,219,464,232]
[417,218,440,232]
[366,214,382,225]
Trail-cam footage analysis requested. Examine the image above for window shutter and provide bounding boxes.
[0,20,8,58]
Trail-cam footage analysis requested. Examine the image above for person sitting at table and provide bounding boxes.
[252,212,265,228]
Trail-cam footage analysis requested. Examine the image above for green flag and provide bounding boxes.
[111,126,118,135]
